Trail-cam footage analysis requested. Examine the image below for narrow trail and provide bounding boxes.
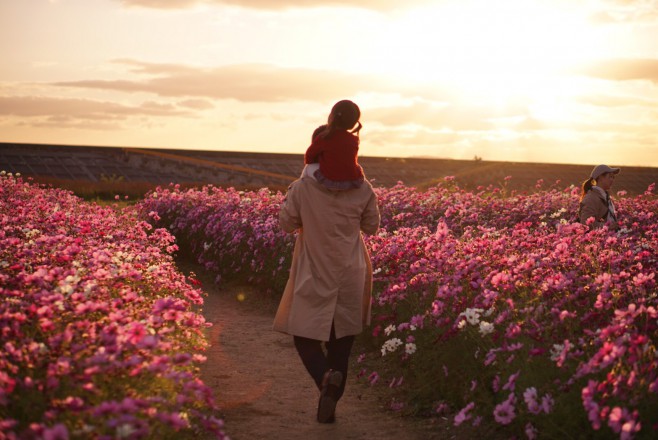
[185,264,452,440]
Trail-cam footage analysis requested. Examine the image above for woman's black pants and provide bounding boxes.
[293,324,355,401]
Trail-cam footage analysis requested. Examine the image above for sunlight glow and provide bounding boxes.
[373,0,604,111]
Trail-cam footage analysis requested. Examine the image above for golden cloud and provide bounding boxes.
[574,58,658,83]
[53,60,411,102]
[118,0,434,11]
[0,96,189,122]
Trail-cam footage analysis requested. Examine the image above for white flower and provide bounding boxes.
[479,321,494,336]
[25,229,41,239]
[83,281,97,295]
[460,308,483,325]
[116,424,137,438]
[381,338,403,356]
[550,208,567,218]
[35,342,48,354]
[384,324,396,336]
[56,274,81,295]
[405,343,417,355]
[550,343,564,361]
[65,275,81,285]
[58,284,74,295]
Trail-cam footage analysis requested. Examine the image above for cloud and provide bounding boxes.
[573,58,658,83]
[0,96,190,126]
[53,60,407,103]
[117,0,434,11]
[366,101,526,131]
[588,0,658,23]
[118,0,198,8]
[112,58,200,76]
[177,99,215,110]
[17,118,122,131]
[367,126,461,148]
[577,93,658,108]
[514,117,546,131]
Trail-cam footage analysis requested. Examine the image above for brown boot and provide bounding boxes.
[317,369,342,423]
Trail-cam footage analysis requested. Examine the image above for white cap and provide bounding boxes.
[590,164,620,180]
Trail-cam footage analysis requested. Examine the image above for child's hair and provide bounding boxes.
[322,100,362,139]
[580,177,595,201]
[312,124,327,141]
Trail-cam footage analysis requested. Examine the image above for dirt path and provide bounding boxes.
[187,265,451,440]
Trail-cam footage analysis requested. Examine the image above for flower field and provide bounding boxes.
[139,177,658,439]
[0,173,226,439]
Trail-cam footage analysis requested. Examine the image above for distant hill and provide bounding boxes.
[1,142,656,195]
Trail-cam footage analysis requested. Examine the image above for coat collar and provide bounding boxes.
[591,186,608,200]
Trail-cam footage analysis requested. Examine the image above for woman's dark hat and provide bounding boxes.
[590,164,620,180]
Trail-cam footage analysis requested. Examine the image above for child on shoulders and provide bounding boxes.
[302,100,365,190]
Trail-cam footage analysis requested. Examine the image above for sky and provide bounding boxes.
[1,0,658,167]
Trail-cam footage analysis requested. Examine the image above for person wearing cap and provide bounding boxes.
[579,164,621,230]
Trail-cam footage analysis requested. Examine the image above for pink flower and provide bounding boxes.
[523,387,541,414]
[42,424,69,440]
[525,423,538,440]
[541,394,554,414]
[582,381,602,430]
[492,375,500,392]
[493,393,516,425]
[502,371,520,391]
[454,402,475,426]
[126,322,146,344]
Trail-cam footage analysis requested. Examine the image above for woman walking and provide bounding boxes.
[273,100,380,424]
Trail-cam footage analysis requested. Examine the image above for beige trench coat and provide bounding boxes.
[272,177,380,341]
